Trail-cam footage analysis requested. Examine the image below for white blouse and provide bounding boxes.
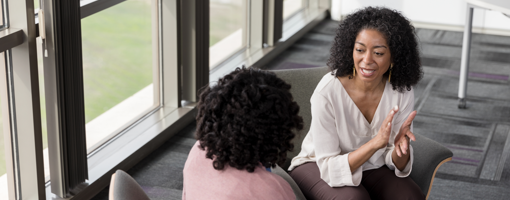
[288,72,414,187]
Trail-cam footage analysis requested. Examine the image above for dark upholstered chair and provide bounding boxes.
[109,170,150,200]
[271,66,453,199]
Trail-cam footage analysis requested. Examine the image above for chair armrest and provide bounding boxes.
[410,133,453,199]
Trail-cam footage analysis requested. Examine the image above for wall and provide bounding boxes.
[331,0,510,34]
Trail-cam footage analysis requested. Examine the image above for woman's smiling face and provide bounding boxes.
[352,29,392,83]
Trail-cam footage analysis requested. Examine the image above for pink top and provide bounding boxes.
[183,141,295,200]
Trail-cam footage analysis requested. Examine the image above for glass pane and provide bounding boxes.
[0,52,7,200]
[81,0,156,152]
[210,0,245,68]
[283,0,303,19]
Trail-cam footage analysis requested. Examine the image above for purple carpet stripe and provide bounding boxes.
[445,145,484,152]
[447,70,509,80]
[452,157,480,163]
[277,62,320,70]
[449,160,479,166]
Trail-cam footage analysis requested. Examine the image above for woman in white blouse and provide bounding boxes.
[288,7,425,199]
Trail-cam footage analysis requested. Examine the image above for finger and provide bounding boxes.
[406,131,416,142]
[395,143,402,157]
[401,138,408,154]
[384,105,399,124]
[403,110,417,126]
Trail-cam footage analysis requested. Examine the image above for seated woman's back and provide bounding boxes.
[183,141,294,200]
[182,67,303,200]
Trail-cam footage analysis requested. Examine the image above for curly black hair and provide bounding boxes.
[195,67,303,173]
[327,6,423,92]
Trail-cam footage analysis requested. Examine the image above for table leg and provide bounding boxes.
[458,4,473,109]
[458,5,473,109]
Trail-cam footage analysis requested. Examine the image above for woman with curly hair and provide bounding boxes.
[183,67,304,200]
[288,7,425,199]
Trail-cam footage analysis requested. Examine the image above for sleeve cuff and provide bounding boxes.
[321,153,363,187]
[386,145,413,177]
[340,152,363,186]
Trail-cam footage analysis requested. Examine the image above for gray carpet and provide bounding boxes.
[94,19,510,199]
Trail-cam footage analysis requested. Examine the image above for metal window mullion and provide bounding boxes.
[194,0,209,97]
[248,0,264,52]
[242,0,248,48]
[263,0,283,46]
[1,0,9,29]
[42,0,88,198]
[1,0,3,30]
[5,0,46,199]
[161,0,180,107]
[152,0,160,106]
[180,0,208,104]
[0,50,16,200]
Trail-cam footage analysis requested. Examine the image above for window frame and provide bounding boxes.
[0,0,46,199]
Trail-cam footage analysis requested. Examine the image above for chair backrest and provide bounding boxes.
[109,169,151,200]
[271,66,330,169]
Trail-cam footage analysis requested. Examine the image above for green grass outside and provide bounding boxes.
[210,2,244,46]
[81,0,153,123]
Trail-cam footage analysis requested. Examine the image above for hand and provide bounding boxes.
[394,111,417,157]
[372,106,399,149]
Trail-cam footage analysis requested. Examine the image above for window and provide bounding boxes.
[210,0,246,68]
[81,0,158,152]
[283,0,303,19]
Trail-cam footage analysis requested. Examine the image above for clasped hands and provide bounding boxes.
[372,106,417,157]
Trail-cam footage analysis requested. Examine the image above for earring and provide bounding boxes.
[353,65,356,77]
[388,63,393,83]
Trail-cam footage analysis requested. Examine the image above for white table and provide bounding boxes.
[458,0,510,108]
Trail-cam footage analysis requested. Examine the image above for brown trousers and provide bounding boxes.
[289,162,425,200]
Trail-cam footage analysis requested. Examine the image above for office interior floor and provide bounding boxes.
[94,19,510,200]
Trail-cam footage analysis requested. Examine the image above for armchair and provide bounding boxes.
[271,66,453,199]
